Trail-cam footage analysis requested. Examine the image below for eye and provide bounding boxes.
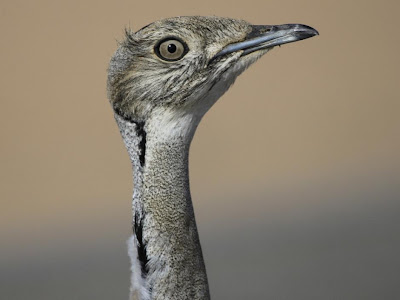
[155,38,188,61]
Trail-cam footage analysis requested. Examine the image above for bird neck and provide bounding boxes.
[115,110,210,300]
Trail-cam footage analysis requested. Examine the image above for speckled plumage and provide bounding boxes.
[107,16,318,300]
[116,113,208,300]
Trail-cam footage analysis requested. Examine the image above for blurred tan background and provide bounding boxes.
[1,0,399,299]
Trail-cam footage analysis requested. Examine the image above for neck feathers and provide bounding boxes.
[115,113,210,300]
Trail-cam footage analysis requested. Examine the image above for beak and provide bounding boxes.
[213,24,319,59]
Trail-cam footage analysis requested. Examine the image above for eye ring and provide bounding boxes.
[154,37,189,62]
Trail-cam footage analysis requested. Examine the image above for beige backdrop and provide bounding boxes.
[1,0,399,299]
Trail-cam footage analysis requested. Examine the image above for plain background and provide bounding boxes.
[1,0,399,299]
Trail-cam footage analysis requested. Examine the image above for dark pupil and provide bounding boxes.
[167,44,177,53]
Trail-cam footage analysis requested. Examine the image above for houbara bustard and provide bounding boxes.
[107,16,318,300]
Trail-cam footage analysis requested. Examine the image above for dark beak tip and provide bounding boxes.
[297,24,319,37]
[310,28,319,37]
[290,25,319,42]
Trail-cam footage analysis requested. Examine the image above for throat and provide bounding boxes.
[114,112,210,299]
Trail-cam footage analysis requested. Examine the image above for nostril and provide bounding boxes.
[247,25,274,40]
[258,27,271,34]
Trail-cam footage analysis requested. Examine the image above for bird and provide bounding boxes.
[107,16,318,300]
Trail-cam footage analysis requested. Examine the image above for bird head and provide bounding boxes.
[108,16,318,131]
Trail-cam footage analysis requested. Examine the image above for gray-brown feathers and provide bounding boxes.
[107,16,251,122]
[108,16,266,300]
[108,16,267,300]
